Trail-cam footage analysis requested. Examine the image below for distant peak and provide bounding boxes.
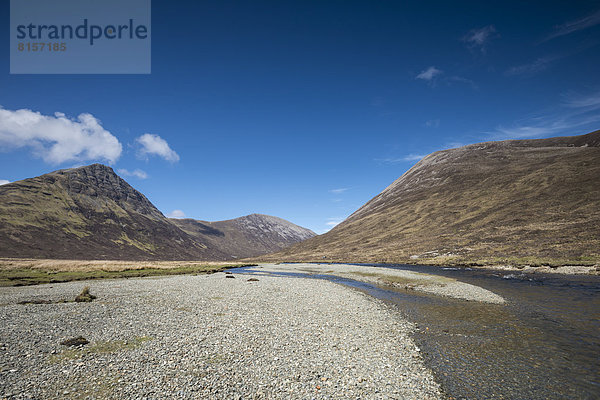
[56,163,115,176]
[77,163,114,172]
[238,213,286,222]
[246,213,270,218]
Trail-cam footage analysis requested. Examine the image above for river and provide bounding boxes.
[232,263,600,399]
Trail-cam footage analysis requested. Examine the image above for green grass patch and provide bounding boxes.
[0,264,253,287]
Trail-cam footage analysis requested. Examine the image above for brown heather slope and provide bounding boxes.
[261,130,600,266]
[0,164,222,260]
[171,214,315,259]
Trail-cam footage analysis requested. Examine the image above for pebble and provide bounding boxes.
[0,273,441,399]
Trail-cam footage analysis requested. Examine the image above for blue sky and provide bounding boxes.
[1,1,599,233]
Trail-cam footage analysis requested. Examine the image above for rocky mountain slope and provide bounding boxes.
[0,164,314,260]
[171,214,315,259]
[264,130,600,265]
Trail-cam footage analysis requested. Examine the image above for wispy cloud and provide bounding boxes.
[416,67,475,89]
[425,119,440,128]
[462,25,497,53]
[447,76,477,89]
[136,134,180,162]
[445,141,466,149]
[489,90,600,139]
[376,154,426,164]
[0,180,10,186]
[329,187,349,194]
[402,154,426,161]
[505,56,559,76]
[416,66,443,82]
[545,9,600,41]
[377,140,474,166]
[316,217,345,234]
[563,91,600,109]
[325,217,344,227]
[167,209,186,218]
[492,125,557,139]
[0,107,122,165]
[117,168,148,179]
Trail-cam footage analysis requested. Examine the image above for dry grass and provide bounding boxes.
[259,137,600,267]
[0,258,243,272]
[0,258,252,286]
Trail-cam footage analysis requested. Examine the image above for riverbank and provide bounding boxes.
[0,272,441,399]
[0,259,251,286]
[463,263,599,275]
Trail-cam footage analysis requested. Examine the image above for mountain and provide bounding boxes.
[0,164,314,260]
[171,214,316,259]
[0,164,222,260]
[264,130,600,265]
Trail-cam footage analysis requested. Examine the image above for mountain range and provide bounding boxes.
[0,164,315,260]
[2,130,598,266]
[262,130,600,265]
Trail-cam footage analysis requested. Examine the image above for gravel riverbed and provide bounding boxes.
[0,272,441,399]
[256,264,505,304]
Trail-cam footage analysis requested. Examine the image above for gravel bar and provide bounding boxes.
[257,263,505,304]
[0,272,441,399]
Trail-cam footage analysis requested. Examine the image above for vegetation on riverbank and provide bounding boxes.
[0,259,252,286]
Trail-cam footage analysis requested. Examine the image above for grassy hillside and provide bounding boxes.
[0,164,315,261]
[261,131,600,267]
[0,164,225,260]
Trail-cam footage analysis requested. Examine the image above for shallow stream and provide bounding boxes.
[232,263,600,399]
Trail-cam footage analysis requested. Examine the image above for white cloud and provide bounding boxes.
[329,188,349,194]
[136,133,180,162]
[416,66,442,81]
[167,209,186,218]
[117,168,148,179]
[0,180,10,185]
[0,107,122,164]
[425,119,440,128]
[545,9,600,41]
[505,56,558,76]
[463,25,497,53]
